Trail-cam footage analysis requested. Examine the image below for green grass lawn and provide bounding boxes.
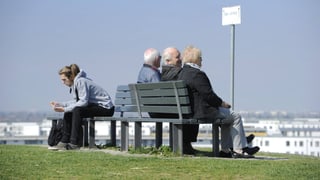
[0,145,319,179]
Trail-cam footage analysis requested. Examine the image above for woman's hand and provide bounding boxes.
[50,101,64,112]
[50,101,57,108]
[53,106,65,112]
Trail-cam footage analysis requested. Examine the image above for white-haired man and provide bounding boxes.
[137,48,161,83]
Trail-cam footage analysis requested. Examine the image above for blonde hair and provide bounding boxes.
[182,45,202,64]
[59,64,80,80]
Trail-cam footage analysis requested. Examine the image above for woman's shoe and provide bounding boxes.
[50,142,67,151]
[67,143,80,150]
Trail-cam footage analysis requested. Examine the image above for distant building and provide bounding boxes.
[0,115,319,157]
[254,136,320,157]
[1,122,40,136]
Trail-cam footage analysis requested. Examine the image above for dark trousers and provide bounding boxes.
[183,124,199,143]
[61,105,114,145]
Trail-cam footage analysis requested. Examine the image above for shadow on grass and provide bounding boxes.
[91,145,289,160]
[195,149,289,160]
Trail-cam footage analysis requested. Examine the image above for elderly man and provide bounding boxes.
[161,47,182,81]
[177,45,260,157]
[137,48,161,83]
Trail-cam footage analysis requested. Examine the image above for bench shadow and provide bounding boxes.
[194,149,288,160]
[253,156,288,160]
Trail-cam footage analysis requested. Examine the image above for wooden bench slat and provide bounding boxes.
[116,85,130,91]
[114,98,133,105]
[115,106,137,112]
[133,96,190,105]
[132,88,188,97]
[130,81,186,90]
[115,91,131,98]
[140,106,191,114]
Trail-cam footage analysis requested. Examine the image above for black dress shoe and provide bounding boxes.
[242,146,260,155]
[246,134,255,144]
[219,151,232,158]
[230,134,256,152]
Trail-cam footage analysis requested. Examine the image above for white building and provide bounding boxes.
[0,123,7,136]
[242,118,320,157]
[253,137,320,157]
[2,122,40,136]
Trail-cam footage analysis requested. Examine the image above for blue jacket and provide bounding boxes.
[60,70,114,112]
[137,64,161,83]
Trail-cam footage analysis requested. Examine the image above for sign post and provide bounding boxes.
[222,5,241,110]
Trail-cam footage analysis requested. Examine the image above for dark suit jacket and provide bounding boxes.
[161,65,181,81]
[178,65,223,119]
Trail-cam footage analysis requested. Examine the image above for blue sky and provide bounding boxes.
[0,0,319,113]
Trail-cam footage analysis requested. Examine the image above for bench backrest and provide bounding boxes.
[113,81,192,119]
[113,85,134,117]
[129,81,192,119]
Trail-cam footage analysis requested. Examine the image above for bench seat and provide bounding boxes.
[89,81,230,156]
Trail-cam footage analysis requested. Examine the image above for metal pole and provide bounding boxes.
[230,24,235,111]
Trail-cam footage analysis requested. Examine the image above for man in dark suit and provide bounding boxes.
[161,47,182,81]
[177,45,259,158]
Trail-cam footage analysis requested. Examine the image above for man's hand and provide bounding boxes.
[221,101,231,109]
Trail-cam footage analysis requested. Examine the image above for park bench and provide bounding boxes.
[91,80,229,156]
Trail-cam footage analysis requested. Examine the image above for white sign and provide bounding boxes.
[222,5,241,26]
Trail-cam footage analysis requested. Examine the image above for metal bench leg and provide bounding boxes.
[155,122,162,148]
[169,123,173,149]
[134,122,142,149]
[82,124,85,147]
[172,124,183,155]
[110,120,116,146]
[80,120,88,148]
[89,119,95,148]
[83,120,88,147]
[212,124,219,157]
[121,121,129,151]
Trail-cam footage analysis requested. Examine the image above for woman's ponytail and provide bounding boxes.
[59,64,80,80]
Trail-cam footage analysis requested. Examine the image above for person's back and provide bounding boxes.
[178,64,222,119]
[137,48,161,83]
[69,70,114,111]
